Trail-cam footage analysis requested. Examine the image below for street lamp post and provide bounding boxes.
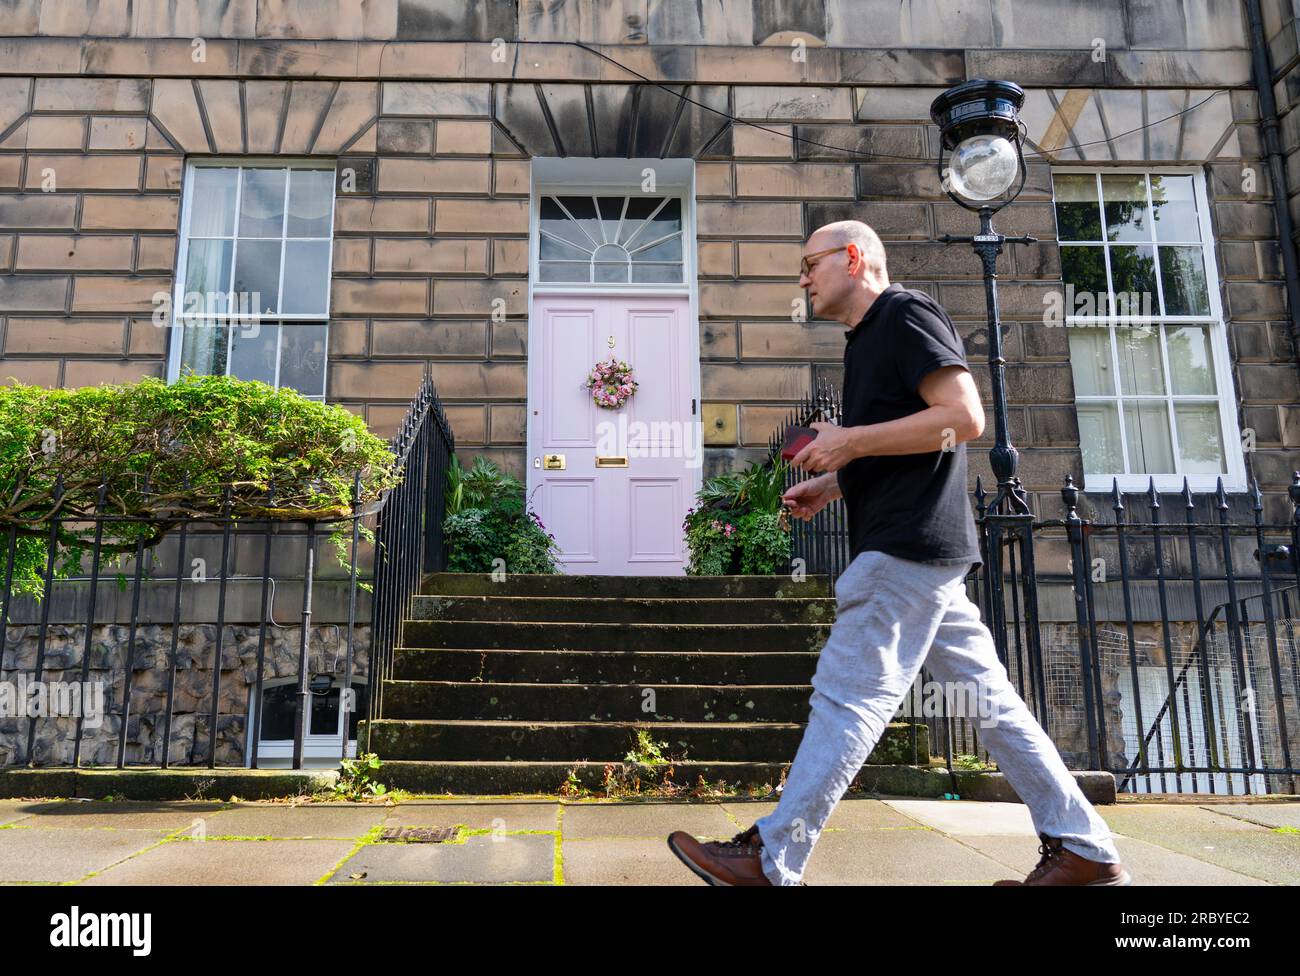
[930,80,1035,516]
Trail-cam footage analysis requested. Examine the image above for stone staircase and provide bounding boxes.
[359,573,930,794]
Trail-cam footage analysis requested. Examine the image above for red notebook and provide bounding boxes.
[780,425,818,461]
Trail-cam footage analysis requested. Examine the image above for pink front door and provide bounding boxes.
[530,294,697,575]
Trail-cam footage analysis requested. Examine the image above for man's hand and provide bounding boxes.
[781,472,841,520]
[789,422,856,473]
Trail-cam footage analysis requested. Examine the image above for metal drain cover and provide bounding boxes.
[380,826,458,843]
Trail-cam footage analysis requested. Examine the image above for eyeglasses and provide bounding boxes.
[799,245,849,276]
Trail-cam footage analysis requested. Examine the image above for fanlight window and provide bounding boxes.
[538,195,684,284]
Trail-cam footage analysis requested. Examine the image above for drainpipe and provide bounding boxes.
[1245,0,1300,363]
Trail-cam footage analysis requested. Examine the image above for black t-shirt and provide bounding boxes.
[834,283,981,568]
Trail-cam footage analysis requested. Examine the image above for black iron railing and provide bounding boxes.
[360,375,455,757]
[765,384,1300,794]
[0,375,453,771]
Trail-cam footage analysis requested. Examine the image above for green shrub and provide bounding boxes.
[0,375,396,598]
[684,458,791,575]
[442,457,560,574]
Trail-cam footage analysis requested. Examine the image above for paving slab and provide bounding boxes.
[561,800,738,839]
[329,833,555,884]
[82,838,356,885]
[6,799,228,831]
[564,837,703,885]
[1200,802,1300,831]
[198,803,390,838]
[953,833,1269,886]
[799,826,1012,885]
[0,827,169,883]
[723,795,921,831]
[382,801,559,832]
[0,799,41,826]
[882,799,1038,835]
[1096,804,1300,885]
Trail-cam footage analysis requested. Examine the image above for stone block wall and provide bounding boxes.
[0,620,370,767]
[0,1,1294,506]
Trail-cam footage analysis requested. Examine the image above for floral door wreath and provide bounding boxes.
[584,357,638,409]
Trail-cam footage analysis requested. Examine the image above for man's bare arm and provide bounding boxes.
[789,366,986,473]
[846,365,985,457]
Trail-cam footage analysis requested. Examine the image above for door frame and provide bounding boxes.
[525,158,703,566]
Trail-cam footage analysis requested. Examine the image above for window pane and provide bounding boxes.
[539,234,589,261]
[278,325,327,397]
[1107,245,1156,315]
[1115,326,1165,395]
[281,241,330,315]
[310,686,339,736]
[539,198,595,250]
[551,196,602,247]
[1052,174,1101,240]
[630,263,685,283]
[228,321,278,385]
[1166,325,1216,394]
[622,197,680,250]
[1150,174,1200,242]
[233,240,281,314]
[1077,402,1123,474]
[238,167,286,238]
[597,196,626,244]
[1124,401,1174,473]
[1174,403,1226,474]
[649,197,681,235]
[1068,328,1115,395]
[1158,245,1210,316]
[594,261,629,283]
[1060,245,1107,305]
[189,167,238,237]
[631,235,683,263]
[181,239,232,315]
[178,322,227,377]
[1102,174,1151,243]
[259,684,296,741]
[538,261,589,282]
[286,168,334,238]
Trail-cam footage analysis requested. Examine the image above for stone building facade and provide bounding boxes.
[0,2,1295,528]
[0,0,1298,778]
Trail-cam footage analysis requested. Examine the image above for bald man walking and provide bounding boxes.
[667,221,1130,887]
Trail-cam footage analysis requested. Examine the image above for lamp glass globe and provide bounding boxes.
[948,134,1019,201]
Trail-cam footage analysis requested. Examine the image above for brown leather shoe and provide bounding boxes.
[994,834,1132,886]
[667,824,774,886]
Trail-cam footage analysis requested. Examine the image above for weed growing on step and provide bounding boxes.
[332,753,389,801]
[952,753,998,771]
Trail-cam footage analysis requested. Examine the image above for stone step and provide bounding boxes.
[359,719,928,765]
[368,759,888,794]
[399,620,831,653]
[382,679,815,723]
[420,573,833,599]
[408,595,837,625]
[392,647,821,684]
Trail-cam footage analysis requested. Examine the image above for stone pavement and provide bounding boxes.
[0,794,1296,885]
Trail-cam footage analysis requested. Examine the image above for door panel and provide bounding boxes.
[531,294,695,575]
[628,478,680,560]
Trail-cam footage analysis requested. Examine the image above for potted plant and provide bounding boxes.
[683,459,792,575]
